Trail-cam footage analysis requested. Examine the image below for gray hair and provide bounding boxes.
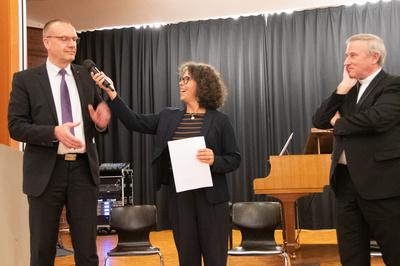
[346,33,386,67]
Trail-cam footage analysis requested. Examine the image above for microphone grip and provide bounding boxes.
[90,66,115,92]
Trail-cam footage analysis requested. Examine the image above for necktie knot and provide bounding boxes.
[59,69,67,77]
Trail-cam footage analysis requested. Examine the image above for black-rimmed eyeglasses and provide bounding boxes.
[180,76,191,84]
[46,36,80,44]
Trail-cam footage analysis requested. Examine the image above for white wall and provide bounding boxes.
[0,145,29,266]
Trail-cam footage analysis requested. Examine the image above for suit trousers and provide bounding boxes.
[169,187,230,266]
[28,155,99,266]
[334,164,400,266]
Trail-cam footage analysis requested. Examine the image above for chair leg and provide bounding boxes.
[158,252,164,266]
[281,252,291,266]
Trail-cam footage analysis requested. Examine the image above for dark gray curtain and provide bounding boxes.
[266,0,400,228]
[75,0,400,230]
[76,15,269,229]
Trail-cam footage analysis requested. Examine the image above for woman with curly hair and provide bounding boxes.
[93,61,241,265]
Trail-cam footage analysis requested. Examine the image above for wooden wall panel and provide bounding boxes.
[27,27,47,68]
[1,0,19,149]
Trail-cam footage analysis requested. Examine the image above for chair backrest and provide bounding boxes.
[232,202,281,248]
[110,205,157,245]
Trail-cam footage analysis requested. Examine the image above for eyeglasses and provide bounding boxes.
[180,76,191,84]
[46,36,80,44]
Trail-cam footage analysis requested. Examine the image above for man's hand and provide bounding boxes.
[54,123,84,149]
[337,67,358,95]
[88,102,111,130]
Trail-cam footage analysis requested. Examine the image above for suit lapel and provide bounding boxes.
[347,85,359,115]
[201,109,216,137]
[71,64,89,123]
[355,70,386,112]
[37,64,59,124]
[163,109,186,144]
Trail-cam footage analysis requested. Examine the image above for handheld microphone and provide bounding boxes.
[82,59,115,91]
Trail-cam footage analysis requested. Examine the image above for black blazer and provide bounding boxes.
[313,70,400,200]
[8,63,105,197]
[108,95,241,204]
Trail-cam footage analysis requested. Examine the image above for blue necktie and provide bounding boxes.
[59,69,74,135]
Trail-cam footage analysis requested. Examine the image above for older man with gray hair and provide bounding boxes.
[313,33,400,266]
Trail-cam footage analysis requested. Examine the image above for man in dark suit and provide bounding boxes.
[313,33,400,266]
[8,19,110,266]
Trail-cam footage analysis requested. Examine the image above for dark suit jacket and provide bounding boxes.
[313,70,400,200]
[8,63,105,197]
[108,95,241,204]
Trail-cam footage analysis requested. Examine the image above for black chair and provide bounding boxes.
[228,201,291,266]
[103,205,164,266]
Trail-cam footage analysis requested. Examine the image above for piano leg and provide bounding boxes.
[269,193,309,259]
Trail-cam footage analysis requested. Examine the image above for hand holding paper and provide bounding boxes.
[196,148,214,165]
[168,136,213,193]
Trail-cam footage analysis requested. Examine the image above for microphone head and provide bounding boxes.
[82,59,96,72]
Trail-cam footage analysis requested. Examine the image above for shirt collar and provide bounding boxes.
[359,68,381,85]
[46,59,72,77]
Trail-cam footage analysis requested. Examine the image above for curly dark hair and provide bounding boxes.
[179,62,228,110]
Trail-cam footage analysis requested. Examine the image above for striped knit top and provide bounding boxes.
[172,113,205,140]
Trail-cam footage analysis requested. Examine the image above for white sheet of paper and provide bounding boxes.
[167,136,213,193]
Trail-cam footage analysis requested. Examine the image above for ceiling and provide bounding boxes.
[26,0,369,32]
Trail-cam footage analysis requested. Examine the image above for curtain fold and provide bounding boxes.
[75,0,400,230]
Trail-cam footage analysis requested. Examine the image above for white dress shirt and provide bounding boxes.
[357,68,381,103]
[46,60,86,154]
